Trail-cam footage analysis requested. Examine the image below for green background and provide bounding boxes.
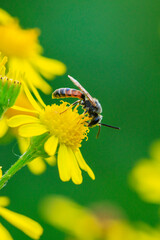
[1,0,160,239]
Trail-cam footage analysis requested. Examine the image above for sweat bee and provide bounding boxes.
[52,75,120,137]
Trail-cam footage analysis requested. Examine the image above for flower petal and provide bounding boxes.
[19,59,52,94]
[68,147,83,185]
[0,9,14,24]
[44,135,58,156]
[45,156,56,166]
[27,157,46,175]
[7,115,40,127]
[0,223,13,240]
[17,137,30,154]
[28,82,46,108]
[0,207,43,239]
[58,144,71,182]
[11,105,38,114]
[74,149,95,180]
[0,117,8,137]
[58,144,82,184]
[31,55,66,79]
[22,81,42,112]
[0,197,10,207]
[19,123,48,137]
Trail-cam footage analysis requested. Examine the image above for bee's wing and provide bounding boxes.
[68,75,97,107]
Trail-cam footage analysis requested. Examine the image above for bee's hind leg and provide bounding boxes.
[60,100,81,114]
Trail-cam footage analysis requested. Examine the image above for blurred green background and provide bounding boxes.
[1,0,160,239]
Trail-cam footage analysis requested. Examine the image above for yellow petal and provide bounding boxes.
[7,115,40,127]
[74,149,95,180]
[27,157,46,175]
[58,144,82,184]
[58,144,71,182]
[8,57,52,94]
[67,147,82,184]
[0,117,8,137]
[129,159,160,203]
[0,223,13,240]
[0,197,10,207]
[0,207,43,239]
[18,59,52,94]
[17,137,30,154]
[40,196,101,239]
[45,156,56,166]
[44,135,58,156]
[22,81,42,112]
[150,141,160,162]
[19,123,48,137]
[0,9,14,24]
[31,55,66,79]
[28,82,46,108]
[11,105,38,114]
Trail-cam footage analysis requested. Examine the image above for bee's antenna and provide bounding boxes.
[100,123,120,130]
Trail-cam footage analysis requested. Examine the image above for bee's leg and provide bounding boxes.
[96,125,101,139]
[60,100,81,114]
[83,110,88,115]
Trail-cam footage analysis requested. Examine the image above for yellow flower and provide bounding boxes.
[129,140,160,203]
[7,83,95,184]
[106,221,160,240]
[40,195,160,240]
[0,196,43,239]
[40,195,102,240]
[0,8,66,94]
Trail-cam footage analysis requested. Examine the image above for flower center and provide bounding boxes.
[39,102,90,149]
[0,23,41,58]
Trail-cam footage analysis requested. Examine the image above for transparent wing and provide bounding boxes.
[68,75,96,107]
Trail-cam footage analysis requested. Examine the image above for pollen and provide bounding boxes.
[40,102,90,149]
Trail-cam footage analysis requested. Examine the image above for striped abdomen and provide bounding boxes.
[52,88,85,100]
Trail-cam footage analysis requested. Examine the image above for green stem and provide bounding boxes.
[0,106,7,119]
[0,133,49,190]
[0,149,35,190]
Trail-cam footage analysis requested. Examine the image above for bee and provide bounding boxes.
[52,75,120,137]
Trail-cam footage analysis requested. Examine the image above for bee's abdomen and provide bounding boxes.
[52,88,85,100]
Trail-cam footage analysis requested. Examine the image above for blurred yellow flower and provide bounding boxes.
[40,195,102,240]
[0,8,66,94]
[40,195,160,240]
[129,140,160,203]
[7,82,95,184]
[106,221,160,240]
[0,196,43,239]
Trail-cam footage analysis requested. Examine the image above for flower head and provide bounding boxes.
[40,195,160,240]
[0,196,43,239]
[0,55,21,119]
[0,8,66,94]
[129,140,160,203]
[40,195,102,240]
[8,83,95,184]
